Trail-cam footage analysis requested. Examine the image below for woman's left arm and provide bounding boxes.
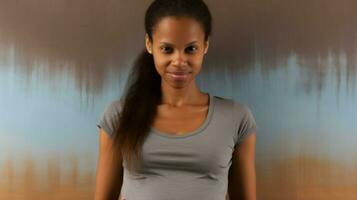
[227,132,256,200]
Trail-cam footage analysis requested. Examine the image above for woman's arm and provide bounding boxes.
[227,132,256,200]
[94,129,124,200]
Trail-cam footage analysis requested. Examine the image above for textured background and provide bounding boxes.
[0,0,356,199]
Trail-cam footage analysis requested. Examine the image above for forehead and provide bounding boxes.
[152,17,205,44]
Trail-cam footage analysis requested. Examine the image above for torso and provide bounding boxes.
[151,93,210,136]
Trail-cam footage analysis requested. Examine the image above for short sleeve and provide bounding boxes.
[96,99,123,137]
[233,102,257,148]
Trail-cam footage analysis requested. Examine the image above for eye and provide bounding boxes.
[185,46,198,53]
[160,46,173,54]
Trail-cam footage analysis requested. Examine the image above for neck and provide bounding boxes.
[160,79,205,107]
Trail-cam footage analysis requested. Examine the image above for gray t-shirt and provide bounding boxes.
[97,93,257,200]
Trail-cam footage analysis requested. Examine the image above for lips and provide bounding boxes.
[166,71,190,80]
[167,71,190,75]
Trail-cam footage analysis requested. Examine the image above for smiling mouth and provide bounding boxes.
[167,72,191,80]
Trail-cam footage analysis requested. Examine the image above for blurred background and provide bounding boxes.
[0,0,356,199]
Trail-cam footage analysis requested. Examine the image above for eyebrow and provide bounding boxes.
[159,41,198,46]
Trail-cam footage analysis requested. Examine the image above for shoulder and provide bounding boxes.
[213,95,235,110]
[212,95,254,120]
[102,99,124,117]
[213,95,250,112]
[233,101,252,116]
[109,99,124,110]
[97,99,124,136]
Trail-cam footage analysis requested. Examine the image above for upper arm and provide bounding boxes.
[94,128,124,200]
[228,131,256,200]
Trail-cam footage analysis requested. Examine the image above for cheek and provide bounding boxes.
[153,55,169,73]
[191,55,204,72]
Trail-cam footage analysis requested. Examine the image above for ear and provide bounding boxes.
[204,39,209,54]
[145,34,153,54]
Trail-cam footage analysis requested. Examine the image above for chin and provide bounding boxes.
[164,79,191,89]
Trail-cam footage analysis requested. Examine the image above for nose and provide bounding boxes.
[171,51,188,67]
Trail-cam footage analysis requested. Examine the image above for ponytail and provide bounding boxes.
[112,49,161,170]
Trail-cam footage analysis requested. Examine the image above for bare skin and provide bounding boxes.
[145,17,209,109]
[152,92,209,135]
[145,16,210,136]
[94,129,124,200]
[95,16,256,200]
[228,132,257,200]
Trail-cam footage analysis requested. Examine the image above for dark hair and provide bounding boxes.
[112,0,212,170]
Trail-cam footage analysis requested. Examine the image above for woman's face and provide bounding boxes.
[145,17,209,89]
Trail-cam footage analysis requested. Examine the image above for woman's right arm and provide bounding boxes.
[94,128,124,200]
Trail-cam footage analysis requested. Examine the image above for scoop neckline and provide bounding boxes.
[150,93,215,138]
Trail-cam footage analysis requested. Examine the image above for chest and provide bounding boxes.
[123,99,237,178]
[152,105,209,135]
[138,128,235,178]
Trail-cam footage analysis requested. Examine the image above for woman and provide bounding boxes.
[95,0,257,199]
